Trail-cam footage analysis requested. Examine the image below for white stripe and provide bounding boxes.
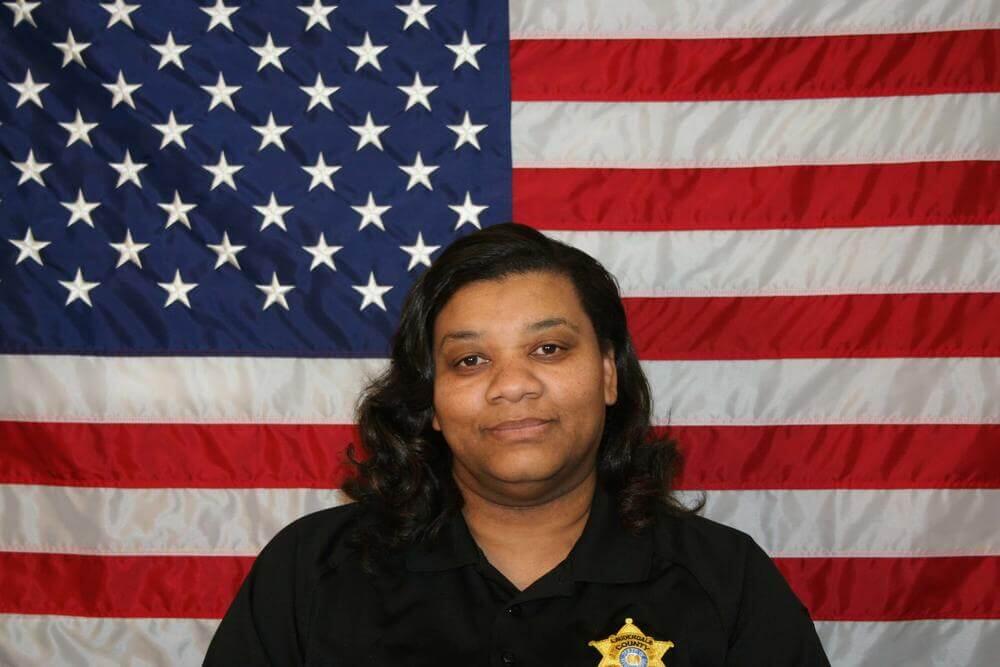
[644,357,1000,426]
[545,226,1000,297]
[694,488,1000,557]
[0,615,218,667]
[3,355,999,425]
[511,95,1000,168]
[815,620,1000,667]
[509,0,1000,39]
[0,485,348,555]
[3,485,997,557]
[0,355,382,423]
[1,617,997,667]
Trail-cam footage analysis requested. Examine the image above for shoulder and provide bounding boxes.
[257,500,365,578]
[649,508,773,635]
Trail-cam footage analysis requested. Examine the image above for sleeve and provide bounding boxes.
[724,539,831,667]
[203,523,306,667]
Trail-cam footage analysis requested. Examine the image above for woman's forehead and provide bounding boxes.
[433,272,590,338]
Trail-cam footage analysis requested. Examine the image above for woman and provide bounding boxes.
[204,223,830,665]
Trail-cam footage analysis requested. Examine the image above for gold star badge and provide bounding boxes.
[588,618,674,666]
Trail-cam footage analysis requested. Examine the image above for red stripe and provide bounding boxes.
[3,421,998,490]
[625,293,1000,360]
[0,421,356,488]
[0,552,252,618]
[1,551,995,621]
[513,162,1000,232]
[669,424,1000,490]
[775,556,1000,621]
[511,30,1000,101]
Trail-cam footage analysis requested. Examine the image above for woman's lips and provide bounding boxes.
[487,418,554,439]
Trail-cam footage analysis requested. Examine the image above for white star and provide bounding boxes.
[302,154,340,191]
[207,231,245,269]
[256,272,295,311]
[151,31,190,70]
[254,193,293,231]
[251,33,289,72]
[61,189,100,227]
[349,112,388,151]
[399,152,438,191]
[300,73,339,111]
[9,69,48,108]
[201,0,239,31]
[201,73,241,111]
[109,149,146,188]
[397,72,437,111]
[59,269,100,307]
[348,32,386,71]
[446,30,485,70]
[103,70,141,109]
[158,190,197,229]
[302,233,342,271]
[109,229,149,268]
[252,112,291,151]
[447,111,487,150]
[152,111,192,149]
[352,272,392,311]
[396,0,434,30]
[11,149,50,187]
[9,227,50,265]
[5,0,40,27]
[53,29,90,68]
[59,110,98,147]
[158,269,198,308]
[298,0,335,31]
[449,191,488,229]
[101,0,139,29]
[203,151,243,190]
[400,231,439,270]
[351,192,391,231]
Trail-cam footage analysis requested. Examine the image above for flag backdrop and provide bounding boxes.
[1,0,998,664]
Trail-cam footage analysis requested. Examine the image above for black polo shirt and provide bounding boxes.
[204,488,830,666]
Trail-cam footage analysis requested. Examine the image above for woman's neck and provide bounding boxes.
[457,471,597,590]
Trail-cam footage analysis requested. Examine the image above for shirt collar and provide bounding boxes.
[404,485,654,584]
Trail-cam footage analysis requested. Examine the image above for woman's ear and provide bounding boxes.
[603,347,617,406]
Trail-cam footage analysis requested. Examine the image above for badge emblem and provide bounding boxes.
[588,617,674,666]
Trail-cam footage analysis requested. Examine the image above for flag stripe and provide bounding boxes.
[509,0,1000,39]
[512,162,1000,232]
[815,619,1000,667]
[4,355,1000,425]
[624,293,1000,360]
[5,422,998,491]
[0,552,252,619]
[511,94,1000,168]
[2,552,995,621]
[774,556,1000,622]
[547,226,1000,297]
[3,485,997,557]
[671,424,1000,490]
[0,422,356,489]
[0,485,346,556]
[511,31,1000,102]
[0,616,218,667]
[2,617,998,667]
[697,489,1000,557]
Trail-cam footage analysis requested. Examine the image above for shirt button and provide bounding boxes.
[506,604,522,617]
[501,652,516,665]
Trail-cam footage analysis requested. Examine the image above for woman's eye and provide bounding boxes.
[535,343,563,356]
[456,355,484,368]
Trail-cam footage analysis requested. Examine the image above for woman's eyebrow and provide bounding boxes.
[437,318,580,352]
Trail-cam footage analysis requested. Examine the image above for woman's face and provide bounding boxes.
[431,271,617,504]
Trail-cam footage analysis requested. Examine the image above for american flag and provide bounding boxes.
[1,0,998,664]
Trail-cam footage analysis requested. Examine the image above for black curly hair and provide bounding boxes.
[343,223,698,569]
